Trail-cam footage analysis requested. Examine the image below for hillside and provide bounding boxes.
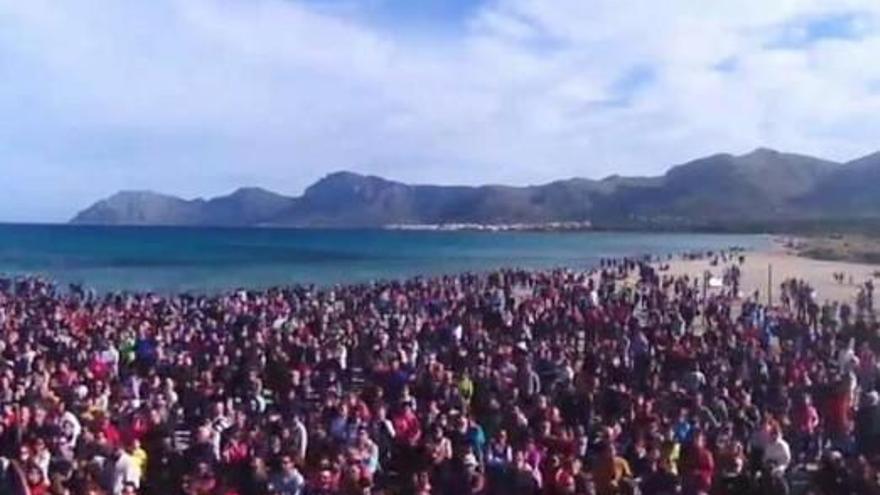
[70,148,880,229]
[73,188,292,226]
[72,191,206,226]
[795,151,880,217]
[591,148,838,225]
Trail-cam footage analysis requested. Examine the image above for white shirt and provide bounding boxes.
[839,347,860,374]
[112,452,141,495]
[762,438,791,474]
[452,325,463,342]
[60,411,82,446]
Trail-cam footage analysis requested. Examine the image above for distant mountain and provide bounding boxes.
[796,151,880,217]
[70,148,880,229]
[73,187,292,226]
[73,191,205,226]
[200,187,293,226]
[271,172,624,227]
[591,148,838,225]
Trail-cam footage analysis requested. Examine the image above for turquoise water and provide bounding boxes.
[0,224,768,292]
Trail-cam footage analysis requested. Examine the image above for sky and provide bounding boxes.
[2,0,880,222]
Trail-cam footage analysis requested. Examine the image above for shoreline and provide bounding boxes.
[2,228,875,302]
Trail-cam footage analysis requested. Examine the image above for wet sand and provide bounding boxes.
[659,242,880,306]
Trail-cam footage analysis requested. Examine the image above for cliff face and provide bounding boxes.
[71,148,880,228]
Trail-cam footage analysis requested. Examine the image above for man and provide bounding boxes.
[712,455,750,495]
[762,425,791,476]
[290,414,308,464]
[856,391,880,457]
[110,445,141,495]
[185,425,218,473]
[592,442,633,495]
[518,362,541,399]
[681,431,714,495]
[392,402,421,448]
[640,450,680,495]
[268,454,305,495]
[0,457,29,495]
[142,435,184,495]
[508,450,540,495]
[791,393,820,462]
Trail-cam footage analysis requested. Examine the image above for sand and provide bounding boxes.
[659,242,880,306]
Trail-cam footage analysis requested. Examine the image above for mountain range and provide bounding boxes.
[71,148,880,230]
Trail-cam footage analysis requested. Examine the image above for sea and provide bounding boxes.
[0,224,769,293]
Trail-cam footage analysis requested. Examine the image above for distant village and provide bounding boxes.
[384,220,593,232]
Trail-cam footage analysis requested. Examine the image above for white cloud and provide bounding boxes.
[1,0,879,221]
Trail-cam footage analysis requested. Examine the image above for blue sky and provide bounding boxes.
[1,0,880,222]
[305,0,485,28]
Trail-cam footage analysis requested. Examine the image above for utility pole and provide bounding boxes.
[767,264,773,307]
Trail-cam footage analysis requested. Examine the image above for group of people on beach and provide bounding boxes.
[0,249,879,495]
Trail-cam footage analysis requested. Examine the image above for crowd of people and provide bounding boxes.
[0,250,879,495]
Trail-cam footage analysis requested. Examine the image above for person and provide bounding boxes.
[290,415,308,465]
[593,443,633,495]
[25,462,50,495]
[241,456,271,494]
[856,391,880,458]
[393,402,422,448]
[681,431,714,495]
[268,454,305,495]
[762,424,791,476]
[712,455,750,495]
[485,429,512,469]
[791,393,820,463]
[640,450,680,495]
[508,450,541,495]
[412,470,432,495]
[101,445,141,495]
[0,458,29,495]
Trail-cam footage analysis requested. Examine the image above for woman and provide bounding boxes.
[412,471,432,495]
[425,425,452,467]
[25,462,50,495]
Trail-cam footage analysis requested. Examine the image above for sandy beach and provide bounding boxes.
[661,240,880,306]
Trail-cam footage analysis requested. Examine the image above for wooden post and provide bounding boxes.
[703,270,708,301]
[702,270,709,330]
